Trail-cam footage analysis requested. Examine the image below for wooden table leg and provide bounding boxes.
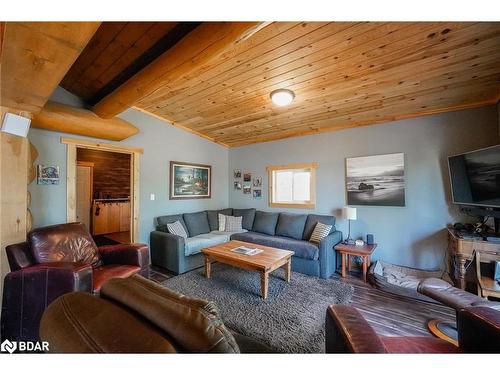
[341,253,346,277]
[204,255,211,278]
[260,271,269,299]
[284,259,291,282]
[348,255,352,272]
[456,255,467,290]
[362,255,368,283]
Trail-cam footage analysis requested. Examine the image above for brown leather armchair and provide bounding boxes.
[325,305,500,353]
[40,275,271,353]
[1,222,149,342]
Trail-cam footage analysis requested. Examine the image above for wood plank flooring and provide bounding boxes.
[148,265,455,337]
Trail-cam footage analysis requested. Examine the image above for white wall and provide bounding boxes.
[228,106,499,269]
[28,88,229,243]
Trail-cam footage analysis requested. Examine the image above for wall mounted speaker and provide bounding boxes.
[1,113,31,137]
[366,234,374,245]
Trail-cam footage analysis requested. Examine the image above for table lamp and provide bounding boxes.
[342,206,357,244]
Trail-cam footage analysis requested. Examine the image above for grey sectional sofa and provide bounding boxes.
[150,208,342,279]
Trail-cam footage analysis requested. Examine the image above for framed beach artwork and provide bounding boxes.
[346,153,405,207]
[37,165,60,185]
[170,161,211,199]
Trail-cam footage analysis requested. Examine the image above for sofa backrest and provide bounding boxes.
[252,211,280,235]
[155,214,190,235]
[302,214,336,240]
[275,213,308,240]
[183,211,211,237]
[206,208,233,231]
[28,222,102,267]
[233,208,256,230]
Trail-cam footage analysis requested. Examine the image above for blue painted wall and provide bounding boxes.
[228,106,499,269]
[28,89,229,244]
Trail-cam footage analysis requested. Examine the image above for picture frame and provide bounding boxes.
[37,165,60,185]
[234,181,242,190]
[253,176,262,187]
[243,184,251,194]
[170,161,211,200]
[234,169,242,178]
[243,172,252,182]
[346,153,405,207]
[253,189,262,199]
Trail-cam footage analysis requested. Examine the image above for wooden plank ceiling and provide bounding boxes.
[62,22,500,147]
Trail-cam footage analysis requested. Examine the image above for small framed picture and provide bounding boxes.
[243,172,252,182]
[234,169,242,179]
[253,176,262,187]
[37,165,60,185]
[234,181,242,190]
[253,189,262,199]
[243,184,251,194]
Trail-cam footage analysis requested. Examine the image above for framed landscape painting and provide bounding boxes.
[170,161,211,199]
[346,153,405,207]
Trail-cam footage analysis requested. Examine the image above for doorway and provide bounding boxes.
[63,137,143,243]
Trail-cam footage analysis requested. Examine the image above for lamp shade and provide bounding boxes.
[342,206,357,220]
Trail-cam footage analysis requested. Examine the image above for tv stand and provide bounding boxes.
[459,206,500,235]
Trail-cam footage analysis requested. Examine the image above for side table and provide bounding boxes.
[334,242,377,282]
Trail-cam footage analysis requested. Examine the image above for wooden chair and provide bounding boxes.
[475,249,500,299]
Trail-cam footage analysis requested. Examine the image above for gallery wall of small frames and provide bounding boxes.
[233,169,262,199]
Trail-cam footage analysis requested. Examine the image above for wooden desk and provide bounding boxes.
[334,242,377,282]
[447,228,500,290]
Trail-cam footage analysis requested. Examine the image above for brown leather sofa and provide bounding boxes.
[325,305,500,353]
[1,222,149,342]
[40,275,271,353]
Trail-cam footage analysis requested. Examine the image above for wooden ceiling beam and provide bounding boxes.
[0,22,100,114]
[32,101,138,141]
[92,22,264,118]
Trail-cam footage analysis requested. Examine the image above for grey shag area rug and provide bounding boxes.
[163,263,354,353]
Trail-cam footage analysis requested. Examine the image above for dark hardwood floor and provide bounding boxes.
[148,265,455,338]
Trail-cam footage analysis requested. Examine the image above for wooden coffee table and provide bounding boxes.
[201,240,294,299]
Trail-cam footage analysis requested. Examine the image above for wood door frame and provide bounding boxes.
[76,161,94,231]
[62,137,143,242]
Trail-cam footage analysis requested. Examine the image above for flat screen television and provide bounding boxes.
[448,144,500,208]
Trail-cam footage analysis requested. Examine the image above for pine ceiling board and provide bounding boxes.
[164,22,490,125]
[195,38,500,133]
[220,80,500,146]
[136,22,331,110]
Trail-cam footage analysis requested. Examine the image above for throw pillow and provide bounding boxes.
[218,213,227,231]
[224,215,243,232]
[167,221,188,238]
[309,222,332,243]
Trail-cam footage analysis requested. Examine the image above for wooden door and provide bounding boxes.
[119,201,131,232]
[76,164,93,231]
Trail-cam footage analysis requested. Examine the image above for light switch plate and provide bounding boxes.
[150,194,155,201]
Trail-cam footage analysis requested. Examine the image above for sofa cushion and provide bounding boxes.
[156,214,189,235]
[184,231,244,256]
[206,208,233,231]
[253,211,279,236]
[275,213,307,240]
[233,208,256,230]
[303,214,336,240]
[28,222,102,267]
[309,222,333,243]
[230,231,319,260]
[166,221,188,238]
[183,211,211,237]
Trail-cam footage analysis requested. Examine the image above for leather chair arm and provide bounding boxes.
[417,278,487,311]
[457,307,500,353]
[318,231,342,279]
[1,262,92,341]
[326,305,387,353]
[6,241,35,271]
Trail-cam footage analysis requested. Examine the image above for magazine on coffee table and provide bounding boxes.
[231,246,263,256]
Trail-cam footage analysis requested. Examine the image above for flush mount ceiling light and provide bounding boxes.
[270,89,295,106]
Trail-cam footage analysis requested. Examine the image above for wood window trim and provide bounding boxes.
[63,137,141,242]
[266,162,318,209]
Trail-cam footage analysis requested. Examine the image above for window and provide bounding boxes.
[267,163,318,209]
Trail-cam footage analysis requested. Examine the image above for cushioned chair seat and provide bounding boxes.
[184,230,247,256]
[231,231,319,260]
[92,265,141,292]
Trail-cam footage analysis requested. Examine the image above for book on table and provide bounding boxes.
[231,246,263,256]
